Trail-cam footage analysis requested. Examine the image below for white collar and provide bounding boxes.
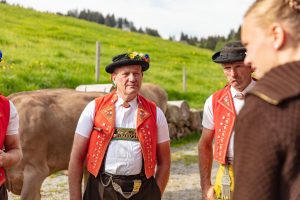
[230,79,256,97]
[115,94,138,108]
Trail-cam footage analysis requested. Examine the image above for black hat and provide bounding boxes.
[105,52,150,73]
[212,41,246,64]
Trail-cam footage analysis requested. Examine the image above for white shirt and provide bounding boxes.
[7,101,19,135]
[202,80,256,159]
[76,95,170,175]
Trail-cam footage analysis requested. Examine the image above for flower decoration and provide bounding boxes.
[129,51,138,59]
[127,52,150,63]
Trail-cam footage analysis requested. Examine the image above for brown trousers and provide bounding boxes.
[83,173,161,200]
[0,185,8,200]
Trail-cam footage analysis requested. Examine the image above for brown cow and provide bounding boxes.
[139,83,168,114]
[6,89,105,200]
[6,84,168,200]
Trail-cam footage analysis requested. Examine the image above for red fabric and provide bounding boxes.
[0,96,10,185]
[212,86,236,164]
[86,92,157,178]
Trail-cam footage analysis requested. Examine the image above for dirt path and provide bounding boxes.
[8,141,218,200]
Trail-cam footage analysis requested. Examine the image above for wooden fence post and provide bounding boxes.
[183,66,187,92]
[95,41,100,82]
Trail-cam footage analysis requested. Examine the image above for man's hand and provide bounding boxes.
[203,185,215,200]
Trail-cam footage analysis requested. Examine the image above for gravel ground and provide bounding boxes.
[8,142,218,200]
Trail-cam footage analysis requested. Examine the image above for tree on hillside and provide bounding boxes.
[63,8,162,39]
[227,29,236,41]
[188,36,198,45]
[180,32,189,42]
[78,9,88,20]
[214,37,226,51]
[169,35,176,41]
[227,27,241,41]
[122,19,130,29]
[66,9,79,18]
[129,22,137,32]
[196,26,241,50]
[236,26,241,40]
[145,28,160,37]
[117,18,123,29]
[91,11,104,24]
[198,36,221,50]
[105,14,117,27]
[97,13,105,24]
[138,28,144,34]
[180,32,200,45]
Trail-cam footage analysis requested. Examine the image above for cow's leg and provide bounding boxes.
[20,164,49,200]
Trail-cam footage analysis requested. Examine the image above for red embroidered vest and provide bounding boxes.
[0,96,10,185]
[86,92,157,179]
[212,85,236,164]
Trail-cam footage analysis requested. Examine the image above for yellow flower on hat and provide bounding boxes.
[127,52,150,63]
[129,52,138,59]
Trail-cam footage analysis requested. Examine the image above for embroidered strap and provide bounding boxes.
[113,128,138,141]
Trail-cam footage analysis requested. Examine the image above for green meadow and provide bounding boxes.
[0,3,226,108]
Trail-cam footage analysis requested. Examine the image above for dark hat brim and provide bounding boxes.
[212,51,246,64]
[105,60,149,73]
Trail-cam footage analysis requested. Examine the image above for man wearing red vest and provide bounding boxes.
[198,41,256,200]
[68,52,170,200]
[0,50,23,199]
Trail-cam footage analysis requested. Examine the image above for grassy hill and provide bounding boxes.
[0,3,226,108]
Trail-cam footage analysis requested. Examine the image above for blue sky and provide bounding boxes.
[7,0,255,39]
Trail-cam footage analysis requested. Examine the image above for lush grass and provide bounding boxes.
[171,132,200,147]
[0,3,226,108]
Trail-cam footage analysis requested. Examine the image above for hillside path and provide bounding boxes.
[8,141,218,200]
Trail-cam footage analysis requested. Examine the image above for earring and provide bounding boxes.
[274,44,279,49]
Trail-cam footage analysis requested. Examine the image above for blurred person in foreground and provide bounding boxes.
[68,52,170,200]
[233,0,300,199]
[0,50,23,200]
[198,41,255,200]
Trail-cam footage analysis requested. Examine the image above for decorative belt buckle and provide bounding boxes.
[132,179,142,192]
